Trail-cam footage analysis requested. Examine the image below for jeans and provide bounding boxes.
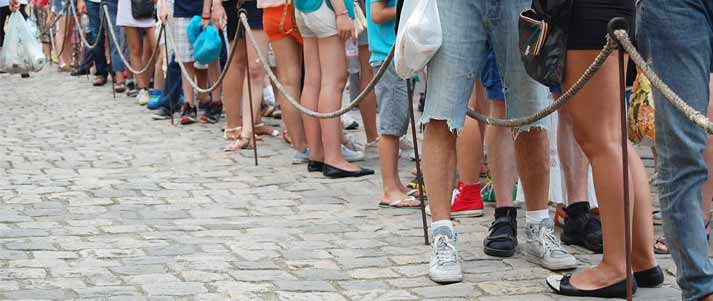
[419,0,550,132]
[87,1,108,76]
[638,0,713,299]
[160,56,182,110]
[102,0,125,73]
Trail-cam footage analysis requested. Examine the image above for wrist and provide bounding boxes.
[335,11,348,18]
[201,14,211,19]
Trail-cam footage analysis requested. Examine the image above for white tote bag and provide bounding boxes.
[394,0,442,79]
[0,12,47,74]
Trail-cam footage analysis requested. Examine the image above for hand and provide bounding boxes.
[336,14,355,41]
[76,0,86,14]
[211,3,227,31]
[9,0,20,11]
[159,3,169,23]
[201,18,210,29]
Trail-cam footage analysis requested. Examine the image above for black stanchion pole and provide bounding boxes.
[103,5,116,99]
[609,17,633,301]
[407,79,429,245]
[240,13,259,166]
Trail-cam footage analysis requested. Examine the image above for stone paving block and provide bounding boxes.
[349,267,400,279]
[413,283,482,299]
[274,280,337,292]
[343,289,419,301]
[211,281,274,293]
[0,281,19,291]
[123,274,181,284]
[337,280,388,291]
[231,270,298,281]
[3,288,75,300]
[142,282,208,296]
[276,291,347,301]
[0,268,46,280]
[21,278,87,290]
[74,286,140,298]
[479,294,554,301]
[477,280,548,296]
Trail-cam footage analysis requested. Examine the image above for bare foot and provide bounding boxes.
[569,264,626,291]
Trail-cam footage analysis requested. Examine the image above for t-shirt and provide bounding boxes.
[294,0,354,19]
[366,0,396,63]
[174,0,202,18]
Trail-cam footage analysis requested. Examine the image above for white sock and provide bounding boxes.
[432,220,455,235]
[525,209,550,224]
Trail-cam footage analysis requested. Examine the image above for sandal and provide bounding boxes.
[93,76,107,87]
[255,123,280,137]
[654,237,669,254]
[405,189,427,200]
[223,127,242,140]
[225,136,253,152]
[115,82,127,93]
[282,129,293,145]
[379,196,422,209]
[483,213,518,257]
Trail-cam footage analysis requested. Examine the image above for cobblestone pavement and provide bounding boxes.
[0,70,688,300]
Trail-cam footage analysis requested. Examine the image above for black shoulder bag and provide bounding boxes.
[131,0,154,20]
[518,0,572,87]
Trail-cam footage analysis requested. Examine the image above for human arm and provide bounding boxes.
[76,0,86,14]
[328,0,355,40]
[370,0,395,24]
[211,0,226,30]
[158,0,168,22]
[9,0,19,11]
[201,0,211,28]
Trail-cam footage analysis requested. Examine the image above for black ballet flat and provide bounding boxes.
[322,163,374,178]
[634,266,664,288]
[308,161,324,173]
[546,274,637,299]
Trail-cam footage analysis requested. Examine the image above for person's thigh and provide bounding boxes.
[489,0,550,132]
[421,0,488,131]
[639,0,713,299]
[374,62,409,137]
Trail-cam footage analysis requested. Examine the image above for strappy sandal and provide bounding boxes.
[223,127,242,140]
[379,196,421,209]
[93,76,107,87]
[115,82,127,93]
[282,129,293,145]
[483,215,518,257]
[654,221,710,254]
[255,123,280,137]
[224,136,253,152]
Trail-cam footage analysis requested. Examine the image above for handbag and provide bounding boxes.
[518,0,572,87]
[628,71,656,145]
[131,0,154,20]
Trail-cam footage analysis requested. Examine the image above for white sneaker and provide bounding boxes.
[341,145,365,162]
[137,89,150,105]
[341,115,359,130]
[429,227,463,283]
[525,218,577,271]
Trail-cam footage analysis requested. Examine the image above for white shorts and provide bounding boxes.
[295,0,337,39]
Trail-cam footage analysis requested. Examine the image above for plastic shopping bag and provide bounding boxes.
[0,12,47,74]
[394,0,442,79]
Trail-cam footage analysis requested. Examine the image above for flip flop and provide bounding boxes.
[406,189,427,200]
[379,196,422,209]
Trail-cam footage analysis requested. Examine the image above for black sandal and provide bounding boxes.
[483,212,518,257]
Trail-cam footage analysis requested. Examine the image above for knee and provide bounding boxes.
[248,62,264,80]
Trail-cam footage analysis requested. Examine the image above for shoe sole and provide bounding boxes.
[561,235,603,254]
[527,256,577,271]
[429,274,464,284]
[484,246,516,257]
[451,210,484,218]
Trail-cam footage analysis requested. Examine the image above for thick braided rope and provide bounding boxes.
[162,17,238,94]
[68,0,105,50]
[466,37,617,127]
[613,29,713,134]
[102,5,163,75]
[240,13,393,119]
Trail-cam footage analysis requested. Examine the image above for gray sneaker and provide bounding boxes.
[341,145,366,162]
[429,226,463,283]
[525,218,577,271]
[291,148,310,164]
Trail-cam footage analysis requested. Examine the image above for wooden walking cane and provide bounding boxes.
[609,17,633,301]
[240,10,259,166]
[407,79,430,245]
[101,5,116,100]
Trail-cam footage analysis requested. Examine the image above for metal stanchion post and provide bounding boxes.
[609,17,633,301]
[407,79,429,245]
[162,27,174,125]
[240,12,259,165]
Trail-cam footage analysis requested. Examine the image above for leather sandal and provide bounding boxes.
[483,215,518,257]
[93,76,107,87]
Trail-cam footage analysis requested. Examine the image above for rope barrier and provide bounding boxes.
[39,0,70,36]
[162,17,239,94]
[240,13,392,119]
[102,4,163,75]
[613,29,713,134]
[68,0,105,50]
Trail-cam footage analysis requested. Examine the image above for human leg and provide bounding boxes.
[87,1,108,79]
[271,37,307,152]
[301,37,323,164]
[357,44,378,143]
[239,30,269,140]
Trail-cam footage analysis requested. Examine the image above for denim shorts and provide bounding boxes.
[53,0,66,15]
[420,0,550,132]
[480,51,505,101]
[372,61,409,137]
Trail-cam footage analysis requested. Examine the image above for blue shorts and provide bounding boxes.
[480,51,505,101]
[372,61,409,137]
[420,0,550,132]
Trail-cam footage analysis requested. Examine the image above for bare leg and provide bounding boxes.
[240,30,268,139]
[380,135,417,205]
[456,84,483,185]
[486,100,517,207]
[424,120,457,221]
[516,129,550,212]
[557,109,590,205]
[301,37,323,162]
[357,44,378,143]
[564,50,656,289]
[223,38,248,135]
[153,48,164,90]
[207,61,222,103]
[317,36,361,171]
[272,37,307,152]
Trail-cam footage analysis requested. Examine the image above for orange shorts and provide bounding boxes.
[263,4,303,44]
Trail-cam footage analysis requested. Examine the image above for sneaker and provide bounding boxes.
[525,218,577,271]
[136,89,150,105]
[450,181,484,217]
[560,202,603,253]
[126,81,138,97]
[180,104,197,125]
[147,89,162,110]
[200,101,223,124]
[344,136,364,152]
[341,145,365,162]
[152,106,173,120]
[291,148,310,164]
[342,115,359,130]
[429,226,463,283]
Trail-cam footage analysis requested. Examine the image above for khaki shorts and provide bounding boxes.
[295,0,337,39]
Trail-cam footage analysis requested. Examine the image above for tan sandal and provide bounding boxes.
[225,136,253,152]
[224,127,242,140]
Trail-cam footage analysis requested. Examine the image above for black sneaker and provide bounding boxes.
[70,69,89,76]
[200,101,222,124]
[21,73,30,78]
[483,207,518,257]
[152,106,173,120]
[180,104,197,125]
[126,81,138,97]
[560,202,603,253]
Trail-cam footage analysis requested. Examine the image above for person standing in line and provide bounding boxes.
[75,0,109,86]
[116,0,157,105]
[0,0,31,78]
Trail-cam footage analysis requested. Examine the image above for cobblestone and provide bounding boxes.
[0,70,686,300]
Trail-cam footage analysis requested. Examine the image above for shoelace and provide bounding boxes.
[434,235,458,265]
[540,226,568,256]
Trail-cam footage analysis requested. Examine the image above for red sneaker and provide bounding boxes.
[450,181,484,217]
